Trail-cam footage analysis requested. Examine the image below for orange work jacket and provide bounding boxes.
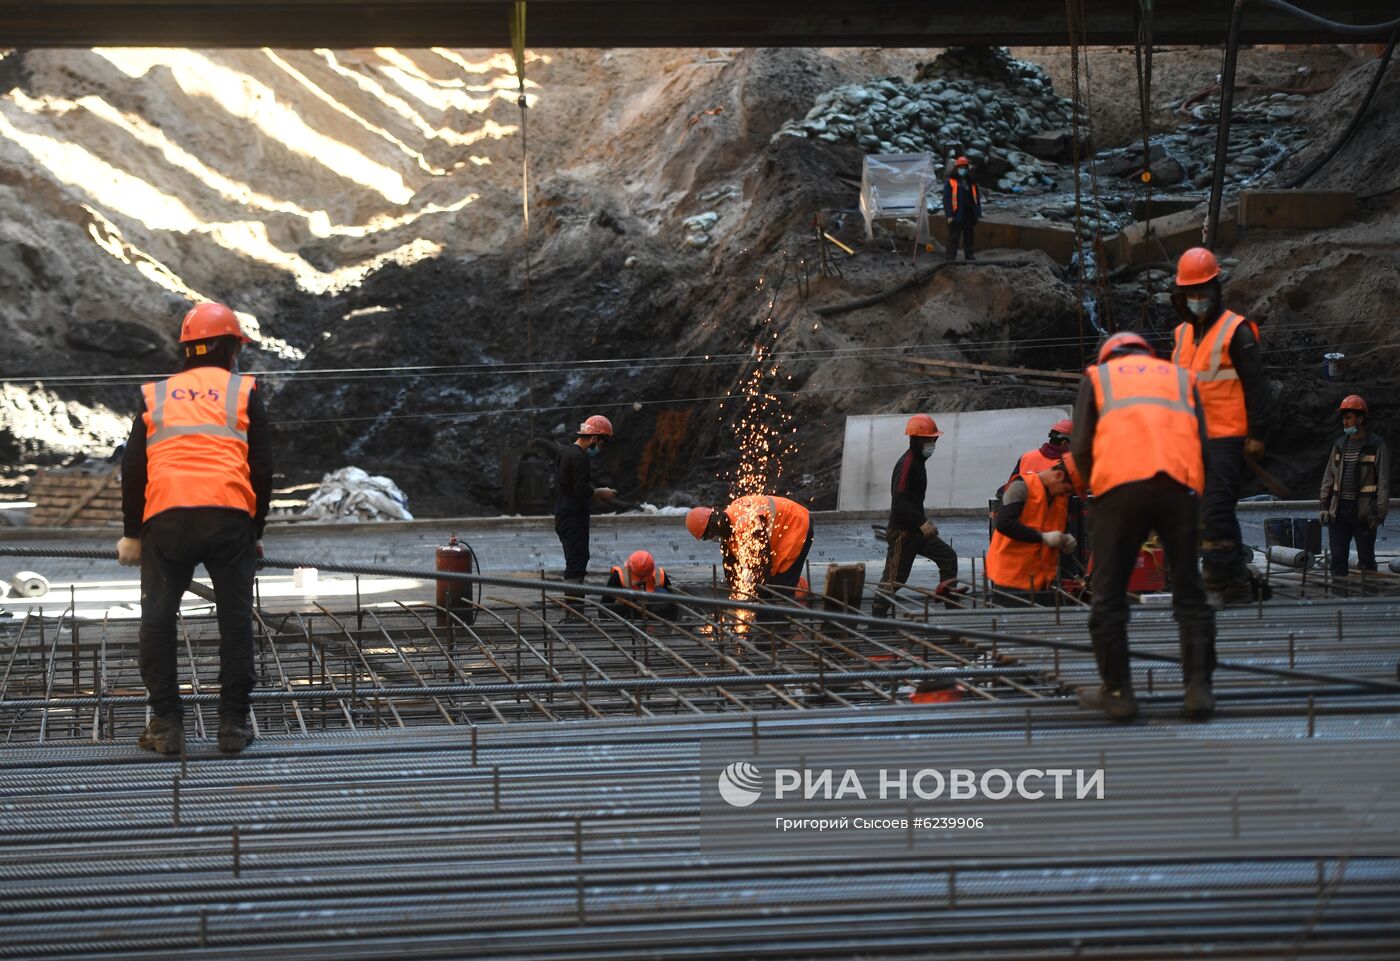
[1086,358,1205,496]
[1171,310,1257,438]
[726,495,810,576]
[140,367,256,521]
[987,471,1068,592]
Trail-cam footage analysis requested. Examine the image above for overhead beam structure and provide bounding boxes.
[1,0,1397,48]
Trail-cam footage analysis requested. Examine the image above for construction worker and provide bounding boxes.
[1171,246,1268,604]
[1071,332,1214,721]
[999,419,1073,494]
[554,415,617,598]
[1319,395,1389,578]
[987,456,1079,605]
[116,302,272,755]
[873,414,963,617]
[604,549,678,619]
[685,495,812,595]
[942,155,981,261]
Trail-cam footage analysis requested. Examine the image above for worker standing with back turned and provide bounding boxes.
[1071,332,1215,721]
[1171,247,1268,604]
[117,302,273,755]
[554,415,617,601]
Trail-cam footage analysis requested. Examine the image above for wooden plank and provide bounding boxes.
[903,355,1082,382]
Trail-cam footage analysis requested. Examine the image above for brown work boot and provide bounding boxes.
[218,713,254,753]
[137,715,185,755]
[1180,624,1217,720]
[1078,684,1139,721]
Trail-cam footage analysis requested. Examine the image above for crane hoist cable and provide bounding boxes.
[511,0,538,437]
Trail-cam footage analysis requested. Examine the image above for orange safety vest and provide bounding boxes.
[949,178,978,215]
[726,494,811,576]
[610,565,668,593]
[1171,310,1257,438]
[1086,358,1205,497]
[986,471,1067,592]
[1007,447,1061,488]
[140,367,256,522]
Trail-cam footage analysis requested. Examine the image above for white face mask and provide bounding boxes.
[1186,297,1212,319]
[920,443,935,460]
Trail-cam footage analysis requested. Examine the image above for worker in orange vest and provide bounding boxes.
[991,416,1078,544]
[116,303,273,755]
[685,495,813,596]
[1071,332,1215,720]
[987,456,1079,605]
[942,155,982,261]
[604,549,678,619]
[1171,247,1268,604]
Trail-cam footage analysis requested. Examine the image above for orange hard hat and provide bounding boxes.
[1050,418,1073,437]
[1176,247,1221,287]
[1097,331,1154,364]
[578,414,614,437]
[905,413,943,438]
[1059,453,1085,496]
[626,550,655,580]
[685,507,714,540]
[955,155,971,167]
[180,302,250,343]
[1339,394,1369,416]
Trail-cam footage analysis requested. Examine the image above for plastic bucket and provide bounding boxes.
[1323,352,1345,381]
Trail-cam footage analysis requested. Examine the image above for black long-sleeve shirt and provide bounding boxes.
[887,444,929,533]
[554,443,594,516]
[121,377,273,538]
[1071,368,1208,487]
[1227,323,1267,442]
[994,479,1045,543]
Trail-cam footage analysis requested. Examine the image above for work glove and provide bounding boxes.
[116,537,141,567]
[594,487,616,502]
[1244,438,1266,460]
[920,520,938,538]
[1041,530,1064,550]
[1058,533,1079,555]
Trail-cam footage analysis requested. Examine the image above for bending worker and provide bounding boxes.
[1171,247,1268,603]
[1071,332,1215,721]
[1320,395,1389,579]
[999,418,1073,493]
[554,415,617,597]
[117,302,272,755]
[873,414,962,617]
[686,495,812,596]
[604,550,678,619]
[987,456,1079,605]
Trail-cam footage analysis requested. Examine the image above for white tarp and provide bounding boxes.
[859,153,936,242]
[302,467,413,522]
[838,407,1073,511]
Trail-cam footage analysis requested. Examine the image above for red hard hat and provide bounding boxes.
[905,413,943,438]
[626,550,655,580]
[1050,418,1073,437]
[1339,394,1369,415]
[685,507,713,540]
[1176,247,1221,287]
[578,414,614,437]
[180,302,250,343]
[1097,332,1154,364]
[955,155,971,167]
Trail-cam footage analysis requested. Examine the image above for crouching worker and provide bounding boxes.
[987,456,1079,605]
[604,550,678,619]
[685,495,813,597]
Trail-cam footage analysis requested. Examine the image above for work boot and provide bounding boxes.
[218,713,254,754]
[1180,623,1217,720]
[137,715,184,755]
[1078,683,1139,721]
[1079,628,1138,721]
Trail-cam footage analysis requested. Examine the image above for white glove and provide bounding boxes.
[920,520,938,538]
[116,537,141,567]
[1059,533,1078,555]
[1041,530,1064,550]
[594,487,616,502]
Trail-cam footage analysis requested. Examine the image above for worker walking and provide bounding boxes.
[1171,247,1268,604]
[987,457,1079,606]
[554,415,617,599]
[116,303,272,754]
[942,156,981,261]
[1320,395,1389,579]
[1071,332,1215,720]
[604,550,678,619]
[872,414,962,616]
[685,495,812,595]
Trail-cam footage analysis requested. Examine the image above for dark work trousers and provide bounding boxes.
[991,587,1057,608]
[873,528,958,615]
[555,511,590,581]
[768,526,815,591]
[139,508,257,720]
[1201,436,1247,583]
[1329,500,1378,576]
[1088,476,1213,688]
[945,220,976,260]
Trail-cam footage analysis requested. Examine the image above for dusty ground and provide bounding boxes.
[1,44,1396,516]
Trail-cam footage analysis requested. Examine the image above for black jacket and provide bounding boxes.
[554,443,594,516]
[887,444,930,532]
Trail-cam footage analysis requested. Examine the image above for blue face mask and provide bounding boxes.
[1343,426,1359,437]
[957,168,967,177]
[586,444,601,458]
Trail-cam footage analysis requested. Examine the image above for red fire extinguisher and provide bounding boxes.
[436,533,477,626]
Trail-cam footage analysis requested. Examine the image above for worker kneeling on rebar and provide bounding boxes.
[604,550,678,620]
[1071,332,1216,722]
[116,303,273,755]
[685,495,812,600]
[986,456,1079,606]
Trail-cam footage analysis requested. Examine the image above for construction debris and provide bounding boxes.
[300,468,413,523]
